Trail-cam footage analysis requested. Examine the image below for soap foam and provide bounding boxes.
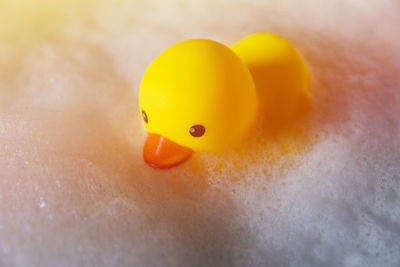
[0,0,399,266]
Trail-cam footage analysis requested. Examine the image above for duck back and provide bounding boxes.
[231,33,311,131]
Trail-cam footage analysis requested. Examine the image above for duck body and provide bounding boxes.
[139,33,311,169]
[231,34,311,129]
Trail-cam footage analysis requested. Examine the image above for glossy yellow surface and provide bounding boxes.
[231,33,311,129]
[139,34,311,152]
[139,39,257,151]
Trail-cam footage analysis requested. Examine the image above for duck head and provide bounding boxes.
[139,39,257,169]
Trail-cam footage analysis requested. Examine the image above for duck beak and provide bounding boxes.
[143,133,194,169]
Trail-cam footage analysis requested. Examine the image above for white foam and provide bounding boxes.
[0,0,399,266]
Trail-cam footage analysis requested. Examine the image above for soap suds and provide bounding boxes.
[0,0,399,266]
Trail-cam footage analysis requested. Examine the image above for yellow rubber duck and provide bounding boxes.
[139,33,311,169]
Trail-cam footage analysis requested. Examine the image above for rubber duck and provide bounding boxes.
[139,33,311,169]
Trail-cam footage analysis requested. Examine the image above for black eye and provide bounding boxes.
[142,110,148,123]
[189,125,205,137]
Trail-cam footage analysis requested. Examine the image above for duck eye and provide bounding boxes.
[189,124,205,137]
[142,110,148,123]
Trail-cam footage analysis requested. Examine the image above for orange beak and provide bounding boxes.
[143,133,194,169]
